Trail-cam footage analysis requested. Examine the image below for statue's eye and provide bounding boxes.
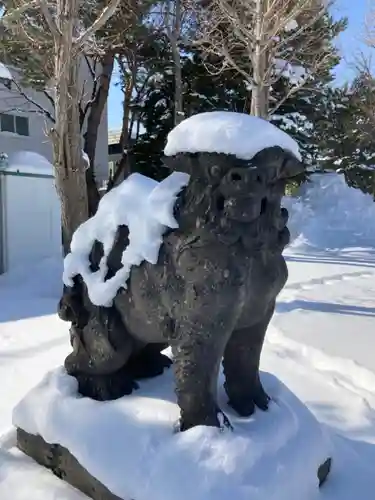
[210,165,221,177]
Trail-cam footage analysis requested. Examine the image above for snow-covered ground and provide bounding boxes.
[1,172,375,499]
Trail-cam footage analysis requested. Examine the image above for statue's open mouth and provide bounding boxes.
[216,160,300,228]
[217,188,289,227]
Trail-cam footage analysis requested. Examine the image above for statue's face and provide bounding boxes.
[216,149,302,221]
[165,147,304,249]
[203,148,304,249]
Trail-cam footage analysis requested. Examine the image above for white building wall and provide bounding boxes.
[0,58,108,184]
[0,59,109,274]
[95,100,109,185]
[0,82,52,161]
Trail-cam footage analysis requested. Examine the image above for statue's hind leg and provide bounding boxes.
[223,303,275,417]
[64,305,138,401]
[126,343,172,380]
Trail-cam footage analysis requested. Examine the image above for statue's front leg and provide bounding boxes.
[223,303,275,417]
[174,335,231,431]
[173,293,241,431]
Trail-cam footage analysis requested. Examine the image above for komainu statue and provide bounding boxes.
[59,113,304,432]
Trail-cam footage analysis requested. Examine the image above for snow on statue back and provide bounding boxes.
[164,110,301,161]
[63,172,189,306]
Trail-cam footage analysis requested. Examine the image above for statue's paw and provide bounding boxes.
[76,368,139,402]
[127,351,172,380]
[253,383,271,411]
[228,397,255,417]
[228,383,270,417]
[177,408,232,432]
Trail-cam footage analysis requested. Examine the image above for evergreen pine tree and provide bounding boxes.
[132,6,347,180]
[131,46,248,178]
[318,73,375,196]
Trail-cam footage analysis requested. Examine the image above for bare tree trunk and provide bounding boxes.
[32,0,121,251]
[196,0,330,121]
[172,49,183,124]
[165,0,183,125]
[52,0,89,253]
[172,0,183,125]
[117,61,135,180]
[84,51,115,215]
[84,53,115,168]
[250,0,268,118]
[250,84,268,118]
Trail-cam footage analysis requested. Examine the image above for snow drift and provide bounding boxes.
[284,173,375,250]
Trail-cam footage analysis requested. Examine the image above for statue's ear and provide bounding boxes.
[280,151,305,179]
[251,146,286,169]
[162,152,199,176]
[250,147,304,182]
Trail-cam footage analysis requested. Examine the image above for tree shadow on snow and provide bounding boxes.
[0,258,62,323]
[0,296,58,323]
[0,336,67,363]
[277,300,375,317]
[285,248,375,269]
[0,448,85,499]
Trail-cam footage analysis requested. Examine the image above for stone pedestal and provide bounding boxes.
[13,367,332,500]
[16,429,122,500]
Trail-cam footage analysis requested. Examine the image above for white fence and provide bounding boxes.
[0,154,62,274]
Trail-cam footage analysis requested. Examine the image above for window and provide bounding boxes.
[0,113,29,136]
[1,113,14,132]
[15,115,29,136]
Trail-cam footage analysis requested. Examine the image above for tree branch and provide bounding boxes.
[37,0,61,42]
[75,0,121,50]
[10,79,55,122]
[1,1,38,25]
[43,90,56,110]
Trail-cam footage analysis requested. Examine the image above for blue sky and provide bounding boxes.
[332,0,369,83]
[108,0,370,129]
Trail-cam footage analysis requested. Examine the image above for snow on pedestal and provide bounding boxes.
[13,366,331,500]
